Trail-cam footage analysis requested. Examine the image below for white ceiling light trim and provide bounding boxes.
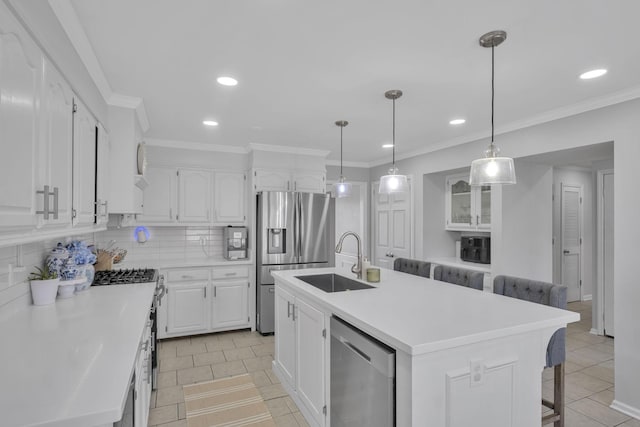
[449,119,466,125]
[382,143,394,148]
[217,76,238,86]
[203,120,219,126]
[580,69,608,80]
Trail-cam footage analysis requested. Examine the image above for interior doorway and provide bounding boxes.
[372,178,413,269]
[598,170,615,337]
[561,183,583,302]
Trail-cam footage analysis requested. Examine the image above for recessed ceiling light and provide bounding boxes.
[449,119,466,125]
[217,76,238,86]
[382,144,394,148]
[203,120,218,126]
[580,69,607,80]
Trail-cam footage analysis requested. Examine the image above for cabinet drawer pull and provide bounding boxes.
[287,301,291,318]
[204,287,207,298]
[182,275,194,279]
[214,286,217,297]
[225,272,237,276]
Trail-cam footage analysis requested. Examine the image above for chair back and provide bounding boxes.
[393,258,431,278]
[432,265,484,290]
[493,275,567,367]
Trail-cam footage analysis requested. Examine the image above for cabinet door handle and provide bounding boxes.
[476,214,479,225]
[225,272,237,276]
[292,303,296,321]
[204,287,207,298]
[36,185,51,219]
[287,301,291,318]
[181,275,194,279]
[169,208,172,220]
[52,187,59,219]
[214,286,217,297]
[294,181,297,191]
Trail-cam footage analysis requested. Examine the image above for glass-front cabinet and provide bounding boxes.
[445,173,491,231]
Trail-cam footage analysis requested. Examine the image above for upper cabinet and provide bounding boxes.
[445,173,491,231]
[140,167,246,225]
[253,169,325,193]
[0,6,41,231]
[95,123,110,225]
[38,59,73,228]
[72,99,97,227]
[213,172,246,224]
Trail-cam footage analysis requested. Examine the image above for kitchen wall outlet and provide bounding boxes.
[469,359,485,387]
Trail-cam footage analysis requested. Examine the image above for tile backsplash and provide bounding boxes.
[0,233,94,313]
[94,226,225,268]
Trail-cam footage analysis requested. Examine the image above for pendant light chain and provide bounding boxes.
[491,44,495,145]
[392,97,396,167]
[340,125,344,176]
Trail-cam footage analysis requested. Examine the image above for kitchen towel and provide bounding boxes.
[183,374,275,427]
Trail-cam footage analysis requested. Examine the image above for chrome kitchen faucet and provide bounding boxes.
[335,231,363,280]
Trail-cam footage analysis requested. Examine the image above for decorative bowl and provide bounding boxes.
[57,282,76,299]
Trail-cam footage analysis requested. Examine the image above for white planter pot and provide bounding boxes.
[30,278,60,306]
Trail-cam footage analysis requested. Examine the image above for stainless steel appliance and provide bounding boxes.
[256,191,335,334]
[223,226,248,260]
[330,316,395,427]
[460,235,491,264]
[93,268,164,390]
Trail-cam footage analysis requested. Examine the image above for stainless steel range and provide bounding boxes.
[93,268,165,390]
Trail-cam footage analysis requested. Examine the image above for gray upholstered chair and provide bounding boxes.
[432,265,484,290]
[393,258,431,278]
[493,275,567,427]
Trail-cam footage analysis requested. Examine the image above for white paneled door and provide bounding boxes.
[561,184,582,302]
[373,180,412,269]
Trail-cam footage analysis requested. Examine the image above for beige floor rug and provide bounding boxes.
[183,374,276,427]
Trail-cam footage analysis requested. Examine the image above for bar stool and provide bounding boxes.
[393,258,431,278]
[433,265,484,290]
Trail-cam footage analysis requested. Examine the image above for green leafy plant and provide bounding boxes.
[29,266,58,281]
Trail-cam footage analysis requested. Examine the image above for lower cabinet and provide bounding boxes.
[158,266,251,339]
[134,318,152,427]
[275,286,327,427]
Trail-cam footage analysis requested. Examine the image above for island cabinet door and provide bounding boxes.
[295,298,326,427]
[275,287,296,387]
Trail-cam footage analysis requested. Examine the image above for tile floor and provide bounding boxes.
[148,301,639,427]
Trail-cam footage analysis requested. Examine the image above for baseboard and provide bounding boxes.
[582,294,593,301]
[589,328,600,336]
[611,400,640,420]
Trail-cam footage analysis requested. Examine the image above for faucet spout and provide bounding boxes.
[335,231,363,280]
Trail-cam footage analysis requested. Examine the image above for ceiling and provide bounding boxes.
[68,0,640,165]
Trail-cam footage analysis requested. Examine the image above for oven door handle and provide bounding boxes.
[156,275,166,306]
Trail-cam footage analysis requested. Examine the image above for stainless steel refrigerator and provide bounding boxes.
[256,191,335,334]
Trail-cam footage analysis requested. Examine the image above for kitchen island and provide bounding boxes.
[0,283,155,427]
[272,267,579,427]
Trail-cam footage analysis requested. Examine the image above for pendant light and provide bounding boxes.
[469,30,517,185]
[333,120,352,198]
[379,90,408,194]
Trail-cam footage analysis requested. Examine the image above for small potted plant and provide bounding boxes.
[29,266,60,306]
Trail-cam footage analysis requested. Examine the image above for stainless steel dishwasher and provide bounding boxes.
[330,316,395,427]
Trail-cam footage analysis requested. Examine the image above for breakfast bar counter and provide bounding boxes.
[272,267,579,427]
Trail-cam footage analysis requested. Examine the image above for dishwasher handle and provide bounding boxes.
[340,337,371,363]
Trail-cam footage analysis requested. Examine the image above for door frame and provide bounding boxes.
[595,169,614,335]
[326,180,369,267]
[371,175,415,267]
[560,182,584,302]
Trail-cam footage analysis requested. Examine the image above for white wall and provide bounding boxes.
[422,170,459,258]
[552,167,595,298]
[370,97,640,417]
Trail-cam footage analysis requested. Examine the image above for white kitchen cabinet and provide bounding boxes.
[166,281,210,335]
[37,59,73,228]
[275,286,296,388]
[140,166,177,223]
[274,285,327,426]
[95,123,110,225]
[0,5,41,231]
[213,172,246,224]
[253,169,326,193]
[134,319,152,427]
[295,298,326,426]
[178,168,211,223]
[445,173,491,231]
[72,98,97,227]
[212,280,249,329]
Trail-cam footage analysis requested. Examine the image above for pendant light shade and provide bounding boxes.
[379,90,408,194]
[469,30,516,186]
[333,120,352,198]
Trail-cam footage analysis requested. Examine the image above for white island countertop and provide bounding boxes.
[273,267,579,355]
[0,283,155,427]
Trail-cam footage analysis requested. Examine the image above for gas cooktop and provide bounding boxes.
[93,268,158,285]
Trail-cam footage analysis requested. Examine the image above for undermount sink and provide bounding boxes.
[295,273,375,293]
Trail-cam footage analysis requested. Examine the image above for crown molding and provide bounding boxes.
[146,138,248,154]
[49,0,150,132]
[368,84,640,168]
[248,143,330,157]
[325,159,370,168]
